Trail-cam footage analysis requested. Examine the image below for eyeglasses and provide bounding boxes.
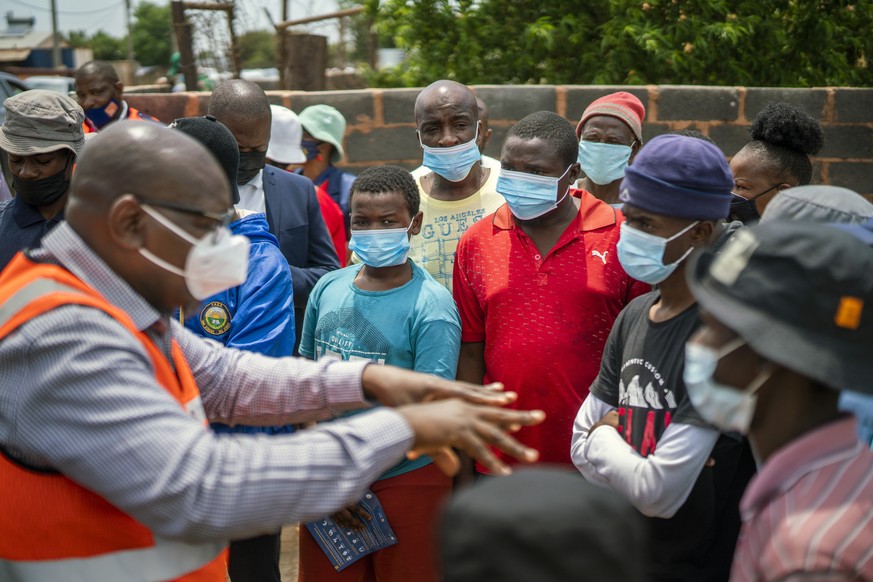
[136,196,235,229]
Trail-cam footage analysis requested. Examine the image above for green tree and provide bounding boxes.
[238,30,277,69]
[77,30,126,61]
[368,0,873,87]
[132,2,173,67]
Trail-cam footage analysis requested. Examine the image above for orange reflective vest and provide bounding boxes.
[0,253,226,581]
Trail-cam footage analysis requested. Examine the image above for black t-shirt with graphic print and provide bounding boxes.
[590,291,707,451]
[589,291,724,582]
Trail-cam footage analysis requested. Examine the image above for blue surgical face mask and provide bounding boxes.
[348,224,413,267]
[418,122,481,182]
[85,98,121,129]
[578,141,633,185]
[496,165,573,221]
[616,220,698,284]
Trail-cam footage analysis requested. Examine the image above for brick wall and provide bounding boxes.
[125,85,873,196]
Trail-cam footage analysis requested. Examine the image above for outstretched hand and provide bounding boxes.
[361,364,515,408]
[396,399,545,477]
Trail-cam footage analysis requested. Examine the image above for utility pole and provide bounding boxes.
[282,0,289,22]
[50,0,61,68]
[125,0,135,62]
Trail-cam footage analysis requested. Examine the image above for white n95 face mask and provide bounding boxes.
[683,338,774,434]
[139,204,250,300]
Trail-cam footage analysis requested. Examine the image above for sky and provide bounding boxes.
[5,0,342,38]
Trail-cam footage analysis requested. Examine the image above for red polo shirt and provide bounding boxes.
[453,189,648,468]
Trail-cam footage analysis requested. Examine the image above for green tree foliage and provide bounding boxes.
[368,0,873,87]
[64,2,172,67]
[67,30,125,61]
[239,30,277,69]
[131,2,173,67]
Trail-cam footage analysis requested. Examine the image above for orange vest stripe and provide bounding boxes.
[0,253,226,581]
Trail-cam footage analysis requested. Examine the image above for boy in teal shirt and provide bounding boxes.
[298,165,460,582]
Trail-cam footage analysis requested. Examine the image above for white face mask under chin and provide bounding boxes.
[139,205,250,301]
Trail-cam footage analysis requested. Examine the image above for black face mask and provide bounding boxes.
[729,194,760,224]
[728,184,780,224]
[12,160,70,208]
[237,150,267,185]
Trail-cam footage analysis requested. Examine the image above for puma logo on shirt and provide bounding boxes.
[592,250,609,264]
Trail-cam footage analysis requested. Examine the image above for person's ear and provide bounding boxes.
[108,194,147,250]
[409,211,424,236]
[114,81,124,100]
[690,220,715,246]
[568,162,581,184]
[64,151,76,180]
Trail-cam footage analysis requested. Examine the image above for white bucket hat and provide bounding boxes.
[266,104,306,165]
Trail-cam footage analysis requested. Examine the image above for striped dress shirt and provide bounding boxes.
[731,416,873,581]
[0,223,414,543]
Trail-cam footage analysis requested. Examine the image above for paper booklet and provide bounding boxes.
[305,490,398,571]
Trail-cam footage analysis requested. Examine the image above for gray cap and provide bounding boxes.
[760,185,873,225]
[0,90,85,157]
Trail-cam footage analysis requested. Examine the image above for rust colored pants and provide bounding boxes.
[298,462,452,582]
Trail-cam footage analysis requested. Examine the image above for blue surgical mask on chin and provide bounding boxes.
[578,141,633,185]
[616,220,698,284]
[496,165,573,221]
[418,122,481,182]
[349,224,413,267]
[85,98,121,129]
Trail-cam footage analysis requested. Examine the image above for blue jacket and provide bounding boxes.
[184,213,295,434]
[263,165,339,352]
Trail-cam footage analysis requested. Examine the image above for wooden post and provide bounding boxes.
[226,3,242,78]
[337,17,346,68]
[276,27,287,88]
[273,6,364,90]
[367,17,377,69]
[171,1,198,91]
[283,33,328,91]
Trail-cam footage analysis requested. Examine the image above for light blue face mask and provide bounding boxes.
[616,220,698,284]
[578,140,633,185]
[418,122,481,182]
[496,165,573,221]
[348,224,412,268]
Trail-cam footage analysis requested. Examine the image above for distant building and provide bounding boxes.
[0,12,90,69]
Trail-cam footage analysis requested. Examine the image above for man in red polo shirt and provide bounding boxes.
[453,111,647,471]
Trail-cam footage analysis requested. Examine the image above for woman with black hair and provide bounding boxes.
[729,102,824,223]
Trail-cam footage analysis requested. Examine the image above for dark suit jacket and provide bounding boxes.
[262,165,340,351]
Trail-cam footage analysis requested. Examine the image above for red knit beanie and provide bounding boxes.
[576,92,645,142]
